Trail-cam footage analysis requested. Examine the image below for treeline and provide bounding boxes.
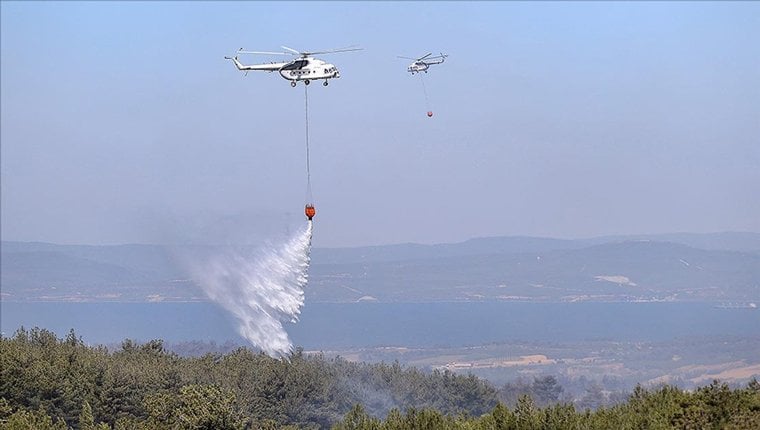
[1,328,759,429]
[334,381,760,429]
[1,328,495,429]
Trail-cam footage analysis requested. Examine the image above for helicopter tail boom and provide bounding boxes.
[224,56,247,71]
[225,56,286,72]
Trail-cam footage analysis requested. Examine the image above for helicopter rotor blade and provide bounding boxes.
[281,46,302,55]
[418,52,433,61]
[236,45,362,59]
[307,46,363,55]
[237,49,293,56]
[397,56,418,60]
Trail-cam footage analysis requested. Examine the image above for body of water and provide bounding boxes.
[2,301,758,349]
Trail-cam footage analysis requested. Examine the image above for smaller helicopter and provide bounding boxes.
[225,46,361,87]
[398,53,448,74]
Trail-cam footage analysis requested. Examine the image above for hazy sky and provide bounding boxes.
[2,1,759,247]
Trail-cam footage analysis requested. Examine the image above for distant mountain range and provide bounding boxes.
[2,232,759,303]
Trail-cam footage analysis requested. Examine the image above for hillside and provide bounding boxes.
[309,240,760,302]
[2,232,759,303]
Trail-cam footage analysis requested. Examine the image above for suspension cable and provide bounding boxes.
[305,84,311,184]
[418,73,430,110]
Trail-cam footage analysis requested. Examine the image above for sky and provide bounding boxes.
[2,1,759,247]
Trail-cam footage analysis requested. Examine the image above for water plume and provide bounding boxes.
[190,221,313,357]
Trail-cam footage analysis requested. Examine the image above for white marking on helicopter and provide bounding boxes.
[225,45,362,87]
[398,52,448,74]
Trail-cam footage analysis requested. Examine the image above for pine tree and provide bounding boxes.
[78,400,95,430]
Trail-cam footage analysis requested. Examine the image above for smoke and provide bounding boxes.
[188,221,313,357]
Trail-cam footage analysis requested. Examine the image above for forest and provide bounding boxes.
[1,328,758,429]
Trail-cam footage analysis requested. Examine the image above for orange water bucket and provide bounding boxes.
[305,204,316,220]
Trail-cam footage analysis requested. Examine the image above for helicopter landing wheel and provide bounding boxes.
[323,80,328,87]
[304,79,311,85]
[290,81,296,88]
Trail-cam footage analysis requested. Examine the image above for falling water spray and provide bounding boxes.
[190,221,313,357]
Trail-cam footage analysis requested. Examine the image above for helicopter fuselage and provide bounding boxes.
[407,62,430,74]
[279,57,340,82]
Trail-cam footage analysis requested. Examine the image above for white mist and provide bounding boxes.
[190,221,313,357]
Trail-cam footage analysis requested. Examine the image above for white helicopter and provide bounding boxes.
[398,53,448,74]
[225,46,361,87]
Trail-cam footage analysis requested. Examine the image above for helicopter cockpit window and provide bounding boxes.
[282,59,308,70]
